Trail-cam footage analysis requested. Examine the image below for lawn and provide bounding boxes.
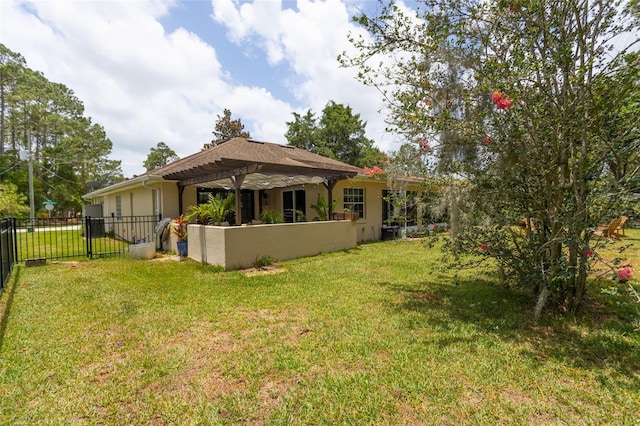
[0,230,638,424]
[15,228,135,262]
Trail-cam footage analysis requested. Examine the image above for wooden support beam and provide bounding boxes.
[230,174,246,226]
[178,164,262,187]
[177,183,185,215]
[323,178,339,220]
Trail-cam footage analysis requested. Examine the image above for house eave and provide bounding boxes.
[82,175,169,200]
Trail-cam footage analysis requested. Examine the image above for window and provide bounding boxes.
[382,190,418,226]
[115,195,122,218]
[343,187,365,219]
[283,190,306,223]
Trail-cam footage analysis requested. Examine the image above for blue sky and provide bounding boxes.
[1,0,408,177]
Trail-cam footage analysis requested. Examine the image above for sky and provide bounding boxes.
[0,0,409,178]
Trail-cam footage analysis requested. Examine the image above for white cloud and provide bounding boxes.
[0,0,401,178]
[0,0,300,176]
[211,0,399,151]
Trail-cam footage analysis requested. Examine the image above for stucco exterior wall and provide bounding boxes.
[86,175,422,244]
[187,221,358,270]
[159,182,180,219]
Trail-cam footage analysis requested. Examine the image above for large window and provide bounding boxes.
[343,187,365,219]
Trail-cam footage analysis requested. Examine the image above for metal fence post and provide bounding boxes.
[85,216,92,259]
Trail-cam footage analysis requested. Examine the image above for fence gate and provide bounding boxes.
[11,215,162,263]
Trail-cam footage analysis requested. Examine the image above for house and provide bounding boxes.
[83,138,425,268]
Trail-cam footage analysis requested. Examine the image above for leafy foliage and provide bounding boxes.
[285,101,385,167]
[260,208,284,224]
[203,109,251,149]
[310,193,337,221]
[0,44,123,216]
[143,142,179,171]
[0,182,29,216]
[170,214,188,242]
[343,0,639,316]
[186,193,235,225]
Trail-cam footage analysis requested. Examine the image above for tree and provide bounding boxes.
[343,0,639,316]
[203,109,250,149]
[0,43,123,215]
[285,101,385,167]
[0,182,29,216]
[143,141,179,171]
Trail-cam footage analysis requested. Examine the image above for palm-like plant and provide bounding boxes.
[186,193,236,225]
[260,208,284,224]
[310,194,337,221]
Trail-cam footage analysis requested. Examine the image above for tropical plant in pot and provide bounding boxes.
[170,214,188,258]
[260,208,284,224]
[310,193,337,221]
[186,193,236,225]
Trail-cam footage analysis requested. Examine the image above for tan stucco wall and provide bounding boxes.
[187,221,358,270]
[88,176,422,243]
[159,182,180,219]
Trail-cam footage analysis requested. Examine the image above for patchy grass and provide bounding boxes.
[0,231,638,424]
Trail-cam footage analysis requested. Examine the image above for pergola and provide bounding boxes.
[150,138,361,225]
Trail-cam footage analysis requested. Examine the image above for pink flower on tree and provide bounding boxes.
[585,249,594,257]
[480,243,491,252]
[419,137,430,150]
[616,267,633,282]
[363,166,384,176]
[492,91,512,110]
[483,136,491,145]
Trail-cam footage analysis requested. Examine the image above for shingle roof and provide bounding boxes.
[145,137,361,189]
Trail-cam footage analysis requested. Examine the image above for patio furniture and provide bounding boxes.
[614,216,628,237]
[593,218,623,238]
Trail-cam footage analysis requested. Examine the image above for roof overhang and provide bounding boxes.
[82,175,168,200]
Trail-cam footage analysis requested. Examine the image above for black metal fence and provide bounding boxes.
[11,215,162,263]
[1,218,16,293]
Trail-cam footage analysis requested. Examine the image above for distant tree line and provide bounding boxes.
[0,44,123,217]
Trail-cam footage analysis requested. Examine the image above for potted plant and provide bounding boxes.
[260,208,284,224]
[186,193,235,225]
[310,194,337,221]
[171,214,188,258]
[333,207,359,221]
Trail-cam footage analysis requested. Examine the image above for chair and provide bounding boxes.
[613,216,628,237]
[518,218,537,236]
[593,218,622,238]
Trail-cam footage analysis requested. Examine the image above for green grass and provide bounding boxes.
[0,231,639,424]
[15,229,132,261]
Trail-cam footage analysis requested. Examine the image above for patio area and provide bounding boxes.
[184,220,358,270]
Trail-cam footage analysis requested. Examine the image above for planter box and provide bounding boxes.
[332,212,359,221]
[129,242,156,260]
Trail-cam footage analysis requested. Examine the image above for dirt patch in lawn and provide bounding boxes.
[240,265,286,277]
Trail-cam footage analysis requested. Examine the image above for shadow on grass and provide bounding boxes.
[378,277,640,389]
[0,265,22,351]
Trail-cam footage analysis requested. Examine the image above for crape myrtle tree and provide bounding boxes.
[341,0,639,317]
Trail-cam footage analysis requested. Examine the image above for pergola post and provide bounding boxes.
[323,178,338,220]
[177,184,185,215]
[230,174,246,226]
